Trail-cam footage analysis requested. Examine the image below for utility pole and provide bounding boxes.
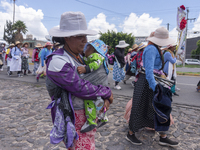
[13,0,15,23]
[167,23,170,31]
[183,8,196,67]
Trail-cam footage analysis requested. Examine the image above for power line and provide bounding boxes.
[75,0,127,17]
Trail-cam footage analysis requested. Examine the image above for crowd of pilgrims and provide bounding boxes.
[0,41,59,81]
[0,25,181,149]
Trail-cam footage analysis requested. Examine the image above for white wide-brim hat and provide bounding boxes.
[49,12,97,37]
[116,40,129,48]
[147,27,175,47]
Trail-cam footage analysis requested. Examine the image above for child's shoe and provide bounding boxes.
[97,115,108,128]
[80,120,97,133]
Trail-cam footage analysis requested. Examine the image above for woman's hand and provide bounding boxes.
[100,99,110,113]
[77,66,86,74]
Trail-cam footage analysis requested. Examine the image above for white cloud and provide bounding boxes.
[122,13,163,37]
[88,13,117,41]
[190,13,200,38]
[169,27,178,42]
[0,1,48,40]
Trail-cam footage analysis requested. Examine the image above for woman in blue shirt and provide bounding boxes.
[36,42,52,82]
[10,41,23,77]
[127,27,179,148]
[163,44,179,96]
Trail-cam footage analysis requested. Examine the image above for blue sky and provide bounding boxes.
[0,0,200,40]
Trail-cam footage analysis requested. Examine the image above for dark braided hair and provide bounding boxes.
[52,37,65,45]
[154,44,164,71]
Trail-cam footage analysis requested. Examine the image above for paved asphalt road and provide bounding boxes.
[0,65,199,107]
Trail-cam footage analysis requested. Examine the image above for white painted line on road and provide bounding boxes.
[177,83,196,86]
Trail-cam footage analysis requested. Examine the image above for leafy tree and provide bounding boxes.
[3,20,15,44]
[191,40,200,60]
[99,30,135,55]
[12,20,28,42]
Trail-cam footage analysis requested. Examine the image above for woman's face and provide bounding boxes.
[85,44,95,57]
[170,46,176,51]
[24,44,28,48]
[46,45,51,50]
[55,46,59,50]
[65,35,87,55]
[17,44,21,48]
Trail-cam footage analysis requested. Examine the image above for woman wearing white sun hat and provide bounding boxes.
[127,27,179,148]
[10,41,23,77]
[113,40,129,90]
[45,12,113,150]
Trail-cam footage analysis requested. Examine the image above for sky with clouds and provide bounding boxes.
[0,0,200,41]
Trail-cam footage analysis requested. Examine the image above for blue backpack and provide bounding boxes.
[38,48,47,58]
[130,59,137,74]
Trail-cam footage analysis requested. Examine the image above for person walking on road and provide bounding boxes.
[163,44,179,96]
[130,43,147,86]
[113,40,129,90]
[45,12,113,150]
[127,27,179,148]
[32,43,42,76]
[10,41,23,77]
[123,44,138,84]
[6,43,15,75]
[0,43,6,71]
[21,42,29,75]
[36,42,52,82]
[197,80,200,92]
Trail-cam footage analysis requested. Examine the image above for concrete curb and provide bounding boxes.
[114,94,200,109]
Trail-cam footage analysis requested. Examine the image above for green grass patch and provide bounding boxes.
[176,64,200,68]
[177,71,200,75]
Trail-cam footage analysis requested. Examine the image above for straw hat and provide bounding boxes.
[116,40,129,48]
[137,43,147,51]
[132,44,138,50]
[22,42,29,47]
[8,43,15,48]
[44,42,53,47]
[147,27,175,46]
[54,42,60,46]
[35,43,43,48]
[128,48,133,52]
[49,12,97,37]
[15,41,22,46]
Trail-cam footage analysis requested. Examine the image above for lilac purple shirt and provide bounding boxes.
[21,47,29,57]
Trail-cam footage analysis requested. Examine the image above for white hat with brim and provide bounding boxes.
[8,43,15,48]
[147,27,175,47]
[116,40,129,48]
[167,43,177,49]
[15,41,22,46]
[49,12,97,37]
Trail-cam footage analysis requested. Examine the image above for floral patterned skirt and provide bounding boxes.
[69,109,96,150]
[21,56,28,70]
[113,61,125,82]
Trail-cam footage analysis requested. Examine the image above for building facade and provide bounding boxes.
[186,36,200,59]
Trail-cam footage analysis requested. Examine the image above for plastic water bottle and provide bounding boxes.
[95,97,104,111]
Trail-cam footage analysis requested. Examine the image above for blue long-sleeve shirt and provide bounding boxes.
[142,45,162,91]
[163,51,176,75]
[40,48,52,67]
[11,46,23,60]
